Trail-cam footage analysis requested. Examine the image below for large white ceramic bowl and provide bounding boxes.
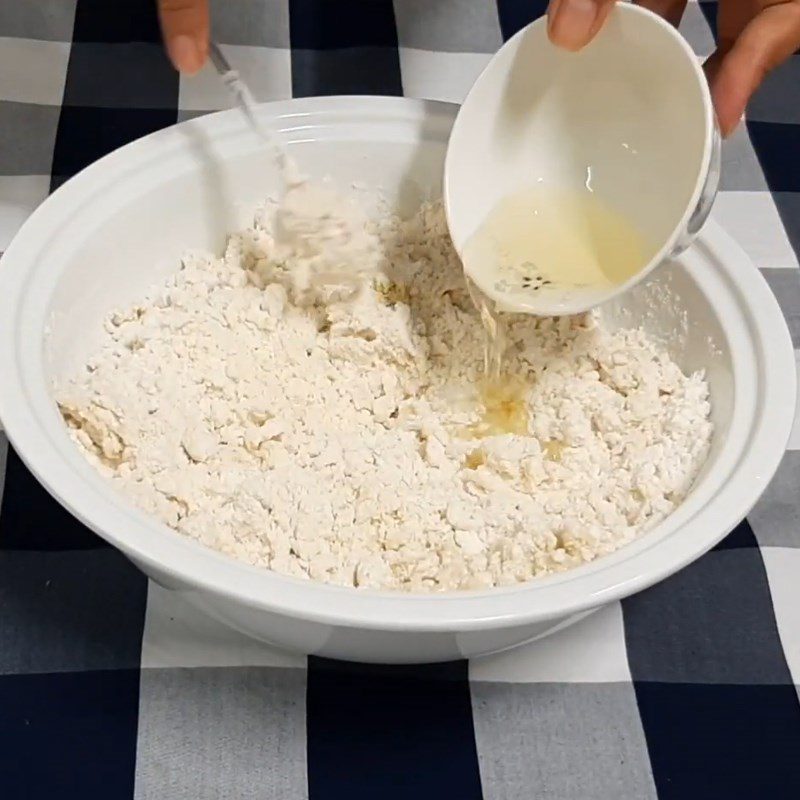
[0,97,794,663]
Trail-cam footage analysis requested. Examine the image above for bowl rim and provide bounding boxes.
[0,95,794,632]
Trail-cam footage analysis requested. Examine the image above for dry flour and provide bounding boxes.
[58,191,712,592]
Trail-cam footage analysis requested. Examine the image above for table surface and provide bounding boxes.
[1,2,799,798]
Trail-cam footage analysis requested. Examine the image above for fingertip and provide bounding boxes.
[708,65,749,139]
[709,88,740,139]
[718,111,743,139]
[548,0,602,51]
[167,34,206,74]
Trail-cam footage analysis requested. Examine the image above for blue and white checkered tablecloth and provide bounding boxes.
[1,1,799,798]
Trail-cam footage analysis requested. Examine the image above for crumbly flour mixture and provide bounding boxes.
[58,189,712,592]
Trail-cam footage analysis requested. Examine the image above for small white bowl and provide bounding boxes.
[445,4,720,316]
[0,97,792,663]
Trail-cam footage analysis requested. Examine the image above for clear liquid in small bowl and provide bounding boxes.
[462,185,651,306]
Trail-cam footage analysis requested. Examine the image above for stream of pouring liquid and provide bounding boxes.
[462,186,650,438]
[463,277,530,438]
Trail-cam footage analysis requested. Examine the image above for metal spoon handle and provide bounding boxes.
[208,42,263,136]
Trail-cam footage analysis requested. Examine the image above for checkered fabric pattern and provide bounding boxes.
[1,1,800,797]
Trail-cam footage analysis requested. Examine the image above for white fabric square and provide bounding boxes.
[0,175,50,251]
[135,667,308,800]
[712,192,799,271]
[761,548,800,687]
[141,582,305,669]
[470,603,631,683]
[398,48,491,104]
[788,351,800,451]
[679,3,715,59]
[0,37,70,105]
[393,0,503,53]
[179,44,291,112]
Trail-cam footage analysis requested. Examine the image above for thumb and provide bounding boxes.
[547,0,617,51]
[158,0,210,74]
[705,2,800,137]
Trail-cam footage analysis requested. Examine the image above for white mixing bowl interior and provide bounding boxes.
[0,98,792,663]
[44,106,731,480]
[45,121,448,378]
[28,105,746,585]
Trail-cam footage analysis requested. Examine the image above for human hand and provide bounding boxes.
[157,0,210,74]
[546,0,800,136]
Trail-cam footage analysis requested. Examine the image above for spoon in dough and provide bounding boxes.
[208,42,377,298]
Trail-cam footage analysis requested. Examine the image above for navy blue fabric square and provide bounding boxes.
[0,550,147,674]
[307,659,483,800]
[289,0,402,96]
[495,0,547,41]
[63,42,178,110]
[289,0,400,49]
[635,683,800,800]
[292,48,402,97]
[71,0,163,44]
[748,121,800,193]
[624,547,793,684]
[0,448,104,550]
[712,519,759,551]
[50,105,177,189]
[0,670,141,800]
[52,0,179,190]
